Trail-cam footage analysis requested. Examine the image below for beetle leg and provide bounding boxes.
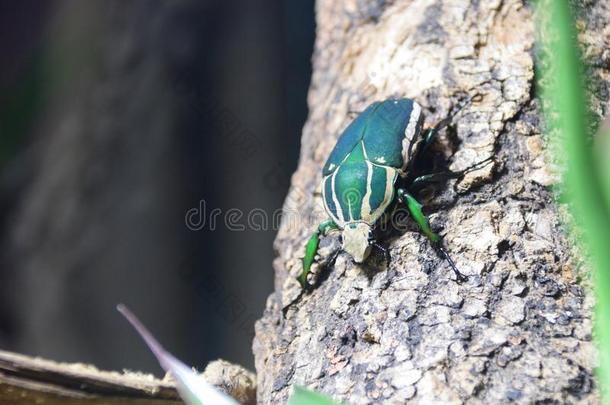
[418,125,448,157]
[410,156,494,189]
[436,245,467,283]
[410,171,459,189]
[397,188,439,243]
[299,219,339,288]
[397,188,467,283]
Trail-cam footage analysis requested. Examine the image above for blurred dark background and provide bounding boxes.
[0,0,314,372]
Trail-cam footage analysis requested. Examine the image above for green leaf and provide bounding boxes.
[287,386,344,405]
[536,0,610,400]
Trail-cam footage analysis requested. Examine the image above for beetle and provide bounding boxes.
[298,96,487,288]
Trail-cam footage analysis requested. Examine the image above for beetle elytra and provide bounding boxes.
[299,96,489,288]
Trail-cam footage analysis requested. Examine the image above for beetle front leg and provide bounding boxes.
[409,156,494,190]
[397,188,467,283]
[299,219,339,288]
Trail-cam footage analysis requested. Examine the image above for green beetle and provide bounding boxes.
[299,97,486,288]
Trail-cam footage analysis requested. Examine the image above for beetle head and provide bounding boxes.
[342,222,372,263]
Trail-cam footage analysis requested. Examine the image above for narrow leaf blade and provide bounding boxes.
[287,386,344,405]
[117,304,239,405]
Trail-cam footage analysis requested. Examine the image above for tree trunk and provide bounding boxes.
[254,0,608,403]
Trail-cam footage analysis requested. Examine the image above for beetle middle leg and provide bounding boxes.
[397,188,467,283]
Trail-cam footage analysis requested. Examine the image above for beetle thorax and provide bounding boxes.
[342,222,372,263]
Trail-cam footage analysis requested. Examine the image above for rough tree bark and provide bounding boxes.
[254,1,609,404]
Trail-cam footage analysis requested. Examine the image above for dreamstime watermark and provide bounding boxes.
[184,191,414,233]
[184,199,321,232]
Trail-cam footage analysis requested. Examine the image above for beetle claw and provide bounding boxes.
[454,271,468,284]
[437,245,468,283]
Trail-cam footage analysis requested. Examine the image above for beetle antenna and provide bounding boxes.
[437,245,467,283]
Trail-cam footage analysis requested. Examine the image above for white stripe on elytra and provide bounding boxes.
[383,167,397,214]
[361,159,374,223]
[331,170,346,225]
[370,166,397,221]
[402,102,421,171]
[322,176,340,224]
[360,141,369,160]
[347,196,354,221]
